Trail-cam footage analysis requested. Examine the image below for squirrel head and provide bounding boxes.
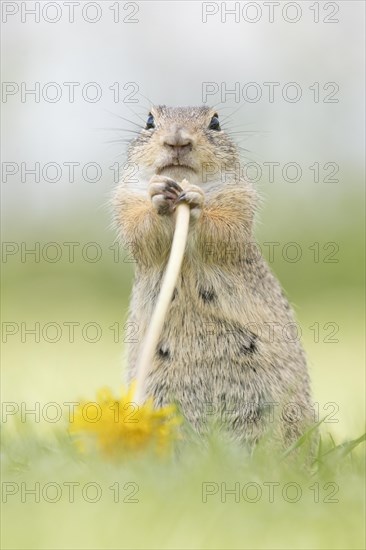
[127,105,240,187]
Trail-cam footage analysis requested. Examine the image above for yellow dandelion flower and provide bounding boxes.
[69,383,182,458]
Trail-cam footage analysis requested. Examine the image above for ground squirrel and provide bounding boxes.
[114,105,313,447]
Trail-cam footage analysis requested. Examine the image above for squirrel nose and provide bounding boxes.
[163,127,193,151]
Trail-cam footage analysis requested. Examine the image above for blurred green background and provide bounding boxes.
[1,1,365,549]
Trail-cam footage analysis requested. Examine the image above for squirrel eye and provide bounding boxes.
[145,113,155,130]
[209,114,220,131]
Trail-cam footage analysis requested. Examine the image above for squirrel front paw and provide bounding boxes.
[149,175,183,215]
[176,179,204,219]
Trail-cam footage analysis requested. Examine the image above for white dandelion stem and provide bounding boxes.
[134,200,191,405]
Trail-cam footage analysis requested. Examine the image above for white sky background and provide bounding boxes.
[1,0,365,234]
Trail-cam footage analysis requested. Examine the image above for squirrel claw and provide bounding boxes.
[149,175,182,215]
[176,185,204,212]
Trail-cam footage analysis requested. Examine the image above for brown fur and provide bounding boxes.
[113,105,313,448]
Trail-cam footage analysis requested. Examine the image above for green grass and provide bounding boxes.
[2,188,364,549]
[1,418,365,550]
